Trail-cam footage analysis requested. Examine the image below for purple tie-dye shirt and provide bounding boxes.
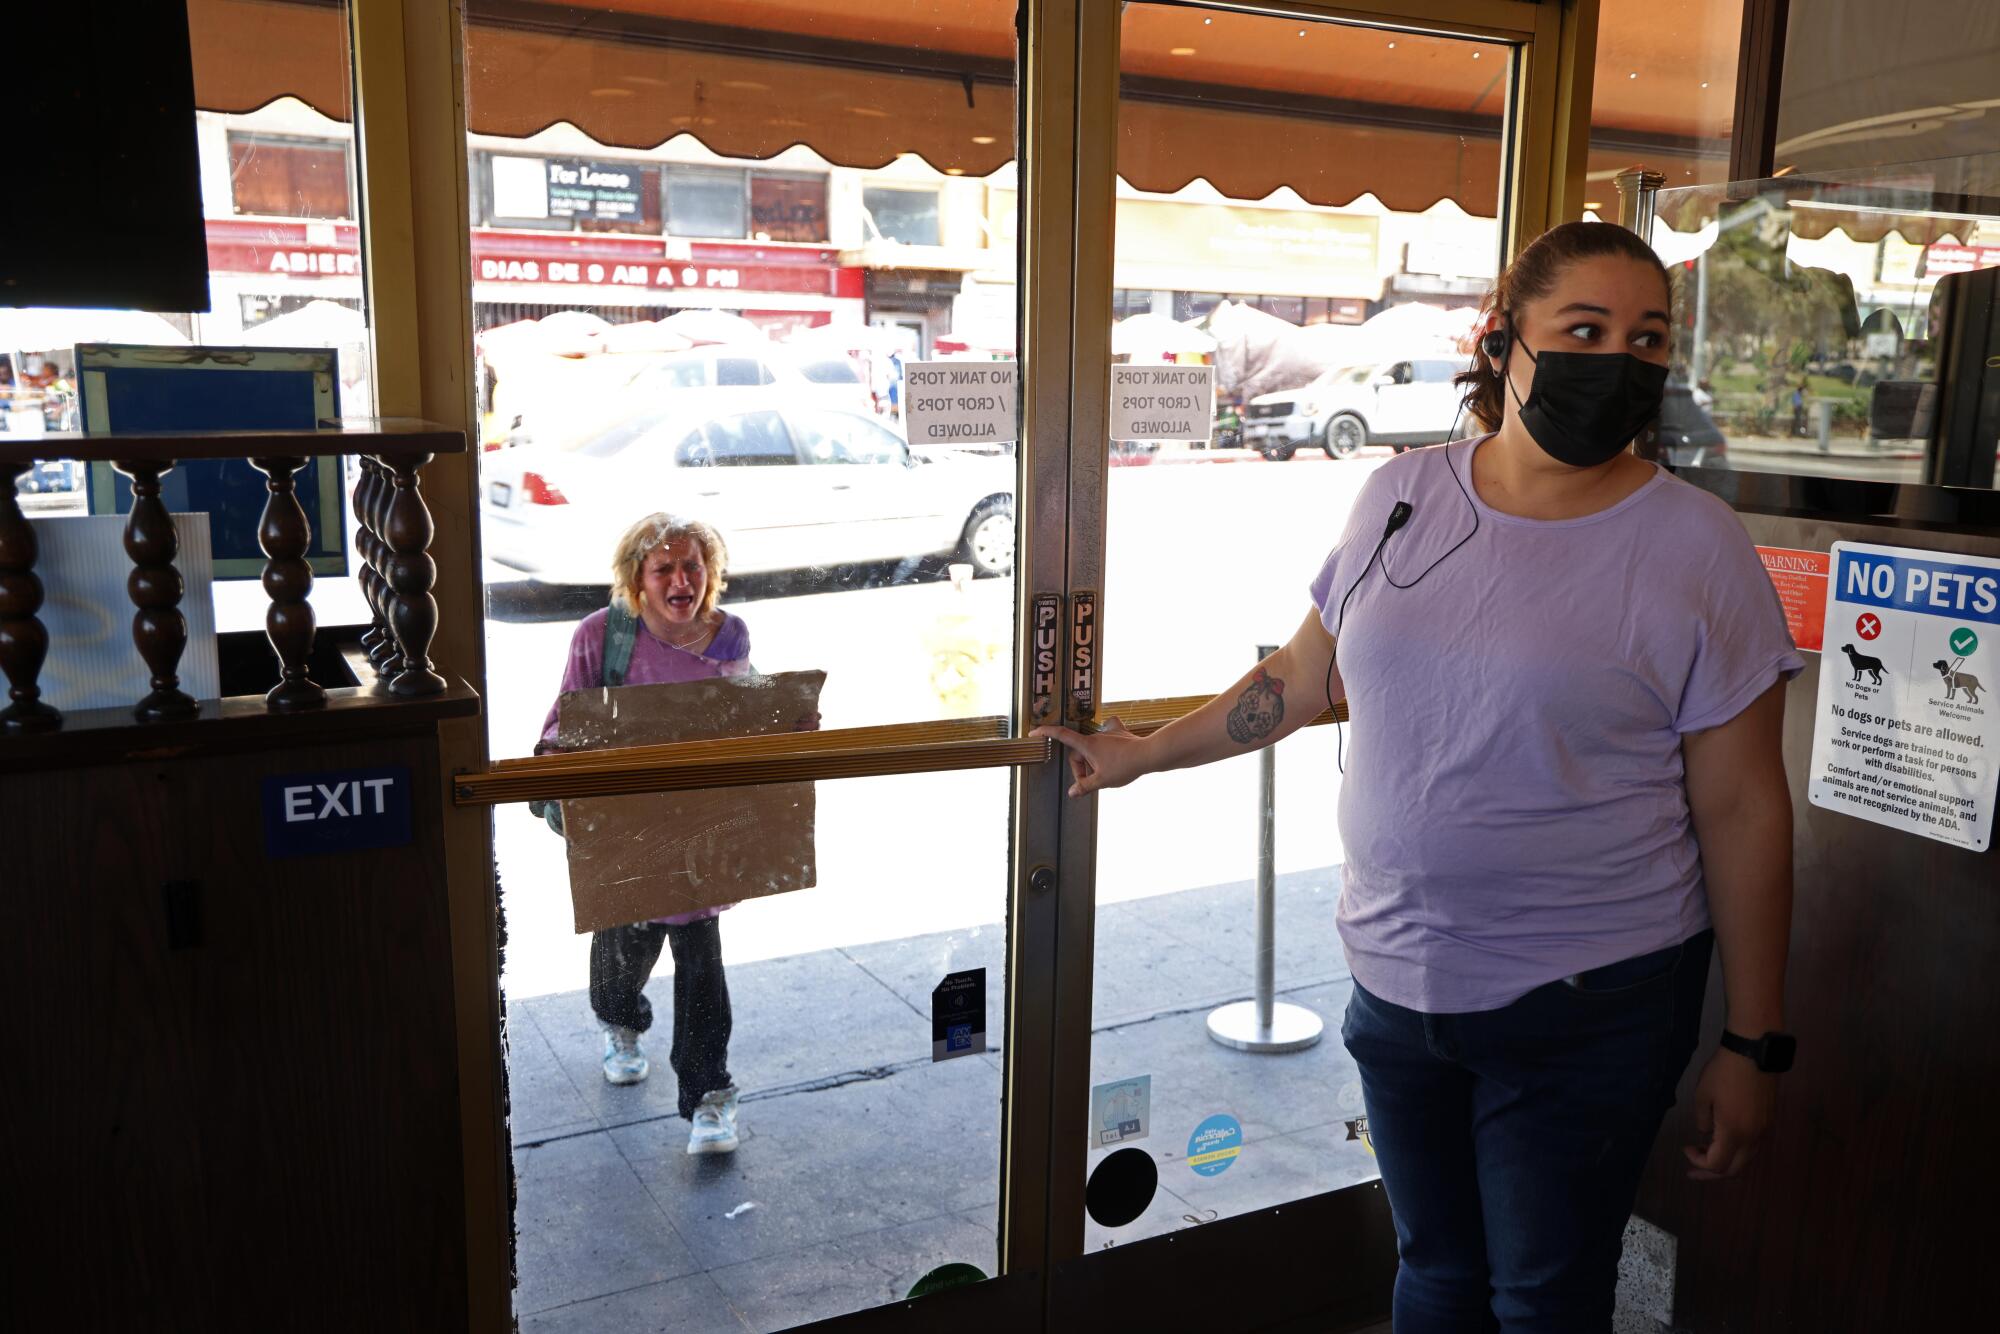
[1310,438,1804,1013]
[541,607,753,925]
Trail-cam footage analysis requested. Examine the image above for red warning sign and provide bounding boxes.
[1756,546,1830,653]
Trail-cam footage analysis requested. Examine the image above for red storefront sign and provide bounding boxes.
[204,218,858,297]
[1924,244,2000,277]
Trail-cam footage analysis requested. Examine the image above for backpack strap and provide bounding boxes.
[602,603,639,688]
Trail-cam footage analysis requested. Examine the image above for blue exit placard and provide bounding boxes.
[262,766,414,859]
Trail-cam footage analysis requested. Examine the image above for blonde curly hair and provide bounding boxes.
[609,512,729,619]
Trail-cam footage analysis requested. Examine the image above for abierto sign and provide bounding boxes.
[1806,541,1998,850]
[1110,365,1215,442]
[902,361,1017,446]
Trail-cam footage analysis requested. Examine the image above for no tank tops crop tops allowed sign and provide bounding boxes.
[1806,541,2000,851]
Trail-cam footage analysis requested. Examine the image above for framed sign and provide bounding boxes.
[78,343,348,579]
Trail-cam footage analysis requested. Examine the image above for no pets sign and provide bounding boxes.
[1806,542,1999,850]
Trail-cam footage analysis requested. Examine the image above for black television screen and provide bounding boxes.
[0,4,209,312]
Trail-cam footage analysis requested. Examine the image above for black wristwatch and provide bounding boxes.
[1720,1029,1796,1073]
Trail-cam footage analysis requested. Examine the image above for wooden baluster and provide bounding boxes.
[250,455,326,712]
[353,459,388,664]
[1,462,61,733]
[383,453,445,696]
[366,456,403,677]
[115,460,197,721]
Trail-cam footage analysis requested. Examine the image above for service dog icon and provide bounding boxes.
[1932,659,1983,705]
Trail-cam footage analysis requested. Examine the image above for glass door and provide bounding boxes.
[461,3,1052,1328]
[449,1,1551,1329]
[1046,0,1524,1312]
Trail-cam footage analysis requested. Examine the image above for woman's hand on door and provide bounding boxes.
[1033,716,1150,796]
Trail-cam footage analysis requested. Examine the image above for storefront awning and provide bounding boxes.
[188,0,1731,221]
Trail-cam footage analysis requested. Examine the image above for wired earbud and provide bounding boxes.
[1479,326,1510,362]
[1323,376,1486,773]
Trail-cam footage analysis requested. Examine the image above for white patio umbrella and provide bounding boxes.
[1355,302,1480,349]
[0,305,191,352]
[657,308,766,345]
[240,299,366,347]
[787,322,907,354]
[599,320,694,355]
[475,313,611,362]
[1112,311,1218,358]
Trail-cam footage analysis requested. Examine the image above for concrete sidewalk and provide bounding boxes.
[504,869,1378,1332]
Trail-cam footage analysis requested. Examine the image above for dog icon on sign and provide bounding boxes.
[1840,644,1888,685]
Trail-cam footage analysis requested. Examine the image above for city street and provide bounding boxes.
[489,450,1384,998]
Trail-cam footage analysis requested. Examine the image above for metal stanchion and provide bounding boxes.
[1207,645,1325,1054]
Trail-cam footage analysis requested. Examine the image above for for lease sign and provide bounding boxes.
[1806,542,1999,850]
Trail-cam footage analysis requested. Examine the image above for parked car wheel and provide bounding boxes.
[960,496,1015,577]
[1325,414,1366,459]
[1259,440,1297,462]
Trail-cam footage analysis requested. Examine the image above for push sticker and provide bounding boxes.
[1186,1114,1242,1177]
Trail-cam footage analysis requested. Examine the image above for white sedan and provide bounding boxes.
[482,404,1016,584]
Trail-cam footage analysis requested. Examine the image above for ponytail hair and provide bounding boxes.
[1453,220,1674,432]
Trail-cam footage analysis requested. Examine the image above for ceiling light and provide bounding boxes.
[1387,41,1397,49]
[1628,72,1638,79]
[1700,82,1710,89]
[1472,52,1481,59]
[972,135,997,145]
[945,168,966,176]
[1203,17,1211,24]
[1170,47,1196,55]
[1585,201,1603,211]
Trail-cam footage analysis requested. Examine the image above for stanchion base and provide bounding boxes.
[1205,1000,1324,1053]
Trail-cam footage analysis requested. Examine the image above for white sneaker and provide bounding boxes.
[687,1085,740,1155]
[602,1026,649,1085]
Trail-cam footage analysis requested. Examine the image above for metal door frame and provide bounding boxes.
[344,0,1599,1325]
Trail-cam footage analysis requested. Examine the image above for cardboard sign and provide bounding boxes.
[902,361,1018,446]
[1756,546,1830,653]
[1110,365,1214,442]
[262,766,413,859]
[931,968,987,1061]
[1806,542,1998,850]
[555,671,825,932]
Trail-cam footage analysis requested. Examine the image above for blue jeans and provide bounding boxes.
[1341,931,1713,1333]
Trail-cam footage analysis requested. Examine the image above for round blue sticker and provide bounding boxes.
[1186,1114,1242,1177]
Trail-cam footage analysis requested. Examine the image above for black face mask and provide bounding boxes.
[1506,342,1668,468]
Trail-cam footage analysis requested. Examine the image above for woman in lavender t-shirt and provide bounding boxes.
[1041,223,1803,1331]
[539,512,754,1157]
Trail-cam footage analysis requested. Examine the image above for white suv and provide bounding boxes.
[1242,357,1470,460]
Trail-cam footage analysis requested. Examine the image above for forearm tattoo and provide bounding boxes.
[1226,667,1286,744]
